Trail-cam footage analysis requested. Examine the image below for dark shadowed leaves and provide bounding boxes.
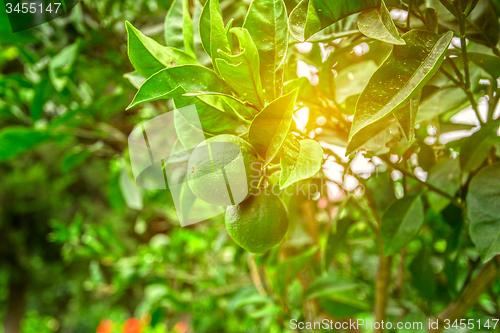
[467,163,500,262]
[381,193,424,256]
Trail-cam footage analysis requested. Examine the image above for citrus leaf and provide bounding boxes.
[127,65,231,109]
[349,30,453,142]
[467,163,500,262]
[289,0,378,41]
[215,28,265,108]
[381,193,424,256]
[279,137,323,189]
[426,159,461,213]
[0,127,52,162]
[347,109,403,155]
[199,0,230,72]
[164,0,195,56]
[243,0,288,101]
[249,89,299,166]
[357,0,405,45]
[393,90,421,141]
[460,123,499,172]
[126,21,197,79]
[173,96,246,135]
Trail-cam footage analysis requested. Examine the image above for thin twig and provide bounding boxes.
[381,156,464,209]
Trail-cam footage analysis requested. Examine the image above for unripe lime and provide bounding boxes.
[187,135,261,206]
[225,192,289,253]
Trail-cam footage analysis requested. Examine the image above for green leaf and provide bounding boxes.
[289,0,378,41]
[467,163,500,262]
[173,96,247,135]
[199,0,230,71]
[469,52,500,79]
[243,0,288,101]
[215,28,265,108]
[393,91,421,141]
[249,89,299,166]
[335,60,378,104]
[460,123,499,172]
[49,41,80,92]
[127,65,231,109]
[381,193,424,256]
[164,0,195,57]
[425,7,439,33]
[0,127,52,162]
[126,21,197,79]
[279,137,323,189]
[357,1,405,45]
[349,30,453,142]
[416,87,469,123]
[347,109,405,155]
[426,159,461,213]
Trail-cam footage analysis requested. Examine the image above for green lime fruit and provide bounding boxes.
[187,135,261,206]
[225,192,289,253]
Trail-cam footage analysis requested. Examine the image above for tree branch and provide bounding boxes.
[380,157,464,209]
[429,257,500,333]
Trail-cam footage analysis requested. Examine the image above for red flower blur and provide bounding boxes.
[96,319,113,333]
[123,318,142,333]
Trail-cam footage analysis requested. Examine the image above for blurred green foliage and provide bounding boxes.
[1,0,500,333]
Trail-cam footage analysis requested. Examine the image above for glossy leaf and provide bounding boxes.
[381,193,424,256]
[289,0,378,41]
[0,127,52,162]
[127,65,231,109]
[126,21,197,78]
[243,0,288,101]
[199,0,230,71]
[349,30,453,142]
[357,1,405,45]
[164,0,195,56]
[279,136,324,189]
[249,89,299,166]
[426,159,461,213]
[460,123,499,172]
[467,163,500,262]
[215,28,265,108]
